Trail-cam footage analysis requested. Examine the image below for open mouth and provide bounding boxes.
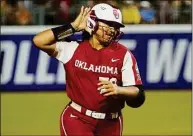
[104,32,115,38]
[102,36,113,43]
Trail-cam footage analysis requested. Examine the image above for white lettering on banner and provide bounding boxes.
[14,41,34,84]
[147,39,190,83]
[183,42,191,82]
[56,63,66,84]
[36,51,55,84]
[0,41,16,84]
[0,36,191,87]
[1,40,66,85]
[166,39,189,82]
[119,40,137,50]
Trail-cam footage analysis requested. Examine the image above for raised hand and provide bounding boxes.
[71,6,91,32]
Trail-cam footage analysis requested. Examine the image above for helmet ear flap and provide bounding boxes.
[86,10,98,35]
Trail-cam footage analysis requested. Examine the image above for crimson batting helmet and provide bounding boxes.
[86,3,125,35]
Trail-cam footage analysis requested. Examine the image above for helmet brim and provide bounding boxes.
[97,19,125,28]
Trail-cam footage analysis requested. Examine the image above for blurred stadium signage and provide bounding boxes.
[0,25,191,91]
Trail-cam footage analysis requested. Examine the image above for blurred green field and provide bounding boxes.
[1,90,192,136]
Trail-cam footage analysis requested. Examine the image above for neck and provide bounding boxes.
[89,35,104,50]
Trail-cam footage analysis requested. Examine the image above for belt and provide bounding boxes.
[70,101,120,120]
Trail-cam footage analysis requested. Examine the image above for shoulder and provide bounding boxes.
[114,42,137,63]
[78,40,90,45]
[56,40,79,48]
[55,40,80,64]
[114,42,134,56]
[55,40,79,57]
[114,42,128,51]
[74,40,90,50]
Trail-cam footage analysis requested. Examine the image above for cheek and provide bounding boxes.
[95,31,106,41]
[96,29,104,36]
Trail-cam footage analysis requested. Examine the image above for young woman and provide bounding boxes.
[33,3,145,136]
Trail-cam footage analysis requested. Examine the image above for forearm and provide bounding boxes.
[117,86,139,99]
[33,23,76,56]
[97,79,145,108]
[33,23,75,46]
[33,5,89,47]
[51,23,76,41]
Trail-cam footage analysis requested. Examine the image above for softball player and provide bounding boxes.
[33,3,145,136]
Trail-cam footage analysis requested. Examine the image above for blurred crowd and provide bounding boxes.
[1,0,192,25]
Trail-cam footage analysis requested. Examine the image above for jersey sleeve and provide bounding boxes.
[55,41,79,64]
[121,51,142,86]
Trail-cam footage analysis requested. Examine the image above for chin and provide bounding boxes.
[101,41,111,47]
[101,38,113,46]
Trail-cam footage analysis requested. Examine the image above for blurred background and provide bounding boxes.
[1,0,192,25]
[1,0,192,136]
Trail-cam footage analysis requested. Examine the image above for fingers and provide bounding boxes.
[100,88,112,94]
[100,88,117,96]
[80,6,84,15]
[73,6,84,26]
[97,84,111,91]
[76,6,84,19]
[76,6,90,20]
[97,81,111,90]
[98,81,109,85]
[97,81,118,96]
[81,7,91,25]
[83,7,91,16]
[73,6,91,30]
[104,92,116,96]
[79,6,91,17]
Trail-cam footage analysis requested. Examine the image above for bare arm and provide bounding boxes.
[33,6,91,56]
[98,82,145,108]
[97,51,145,107]
[33,29,57,56]
[116,86,139,98]
[98,81,139,98]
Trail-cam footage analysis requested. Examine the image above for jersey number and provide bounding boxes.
[99,77,117,84]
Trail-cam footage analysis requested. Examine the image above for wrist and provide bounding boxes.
[71,22,78,31]
[116,86,139,97]
[116,86,121,95]
[51,23,75,41]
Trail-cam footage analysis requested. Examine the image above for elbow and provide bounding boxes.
[33,35,42,48]
[32,29,55,49]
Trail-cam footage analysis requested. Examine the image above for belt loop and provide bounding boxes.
[81,106,87,114]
